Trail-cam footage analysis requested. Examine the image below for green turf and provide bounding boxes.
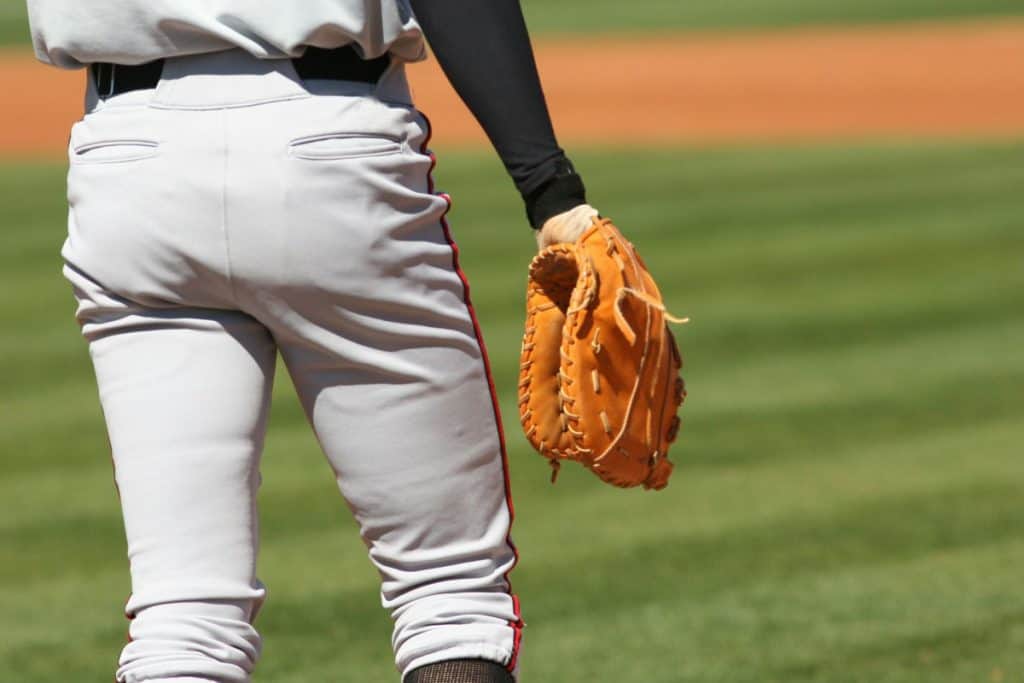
[2,139,1023,681]
[3,1,1023,49]
[0,0,24,47]
[520,0,1024,35]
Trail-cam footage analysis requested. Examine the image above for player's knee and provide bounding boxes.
[116,599,261,683]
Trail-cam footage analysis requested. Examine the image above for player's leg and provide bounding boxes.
[65,265,276,683]
[275,254,523,679]
[63,68,280,681]
[275,261,522,679]
[245,92,522,677]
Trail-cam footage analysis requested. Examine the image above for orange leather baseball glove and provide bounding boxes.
[518,216,687,490]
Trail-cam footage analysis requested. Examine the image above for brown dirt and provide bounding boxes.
[2,19,1023,157]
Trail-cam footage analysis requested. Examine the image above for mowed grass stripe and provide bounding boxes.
[9,514,1021,682]
[693,369,1023,467]
[2,312,1019,484]
[9,305,1016,483]
[3,383,1019,539]
[520,0,1024,34]
[4,407,1018,600]
[3,248,1020,415]
[1,141,1022,681]
[2,1,1024,47]
[582,142,1024,242]
[4,141,1021,400]
[3,411,1017,610]
[227,533,1024,683]
[521,540,1024,683]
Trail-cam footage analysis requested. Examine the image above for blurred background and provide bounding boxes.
[2,1,1023,681]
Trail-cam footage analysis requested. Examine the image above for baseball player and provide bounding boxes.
[27,1,600,681]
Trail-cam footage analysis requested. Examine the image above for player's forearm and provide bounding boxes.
[408,0,586,228]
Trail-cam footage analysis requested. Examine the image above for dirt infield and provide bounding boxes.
[2,19,1023,157]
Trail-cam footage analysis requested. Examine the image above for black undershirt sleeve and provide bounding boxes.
[407,0,587,228]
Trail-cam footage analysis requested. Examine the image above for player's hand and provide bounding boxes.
[536,203,600,250]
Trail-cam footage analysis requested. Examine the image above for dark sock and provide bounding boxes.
[403,658,515,683]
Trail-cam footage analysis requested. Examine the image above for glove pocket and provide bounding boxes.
[519,250,581,463]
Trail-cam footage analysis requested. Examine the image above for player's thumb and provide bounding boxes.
[536,203,600,250]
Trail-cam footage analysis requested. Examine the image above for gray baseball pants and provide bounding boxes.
[62,50,521,682]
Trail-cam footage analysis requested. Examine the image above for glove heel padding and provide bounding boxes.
[518,218,686,490]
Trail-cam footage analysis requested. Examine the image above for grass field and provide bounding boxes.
[2,140,1023,681]
[3,0,1024,47]
[520,0,1024,35]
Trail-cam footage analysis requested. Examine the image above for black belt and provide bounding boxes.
[91,46,390,99]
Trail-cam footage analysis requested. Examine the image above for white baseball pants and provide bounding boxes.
[62,51,521,682]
